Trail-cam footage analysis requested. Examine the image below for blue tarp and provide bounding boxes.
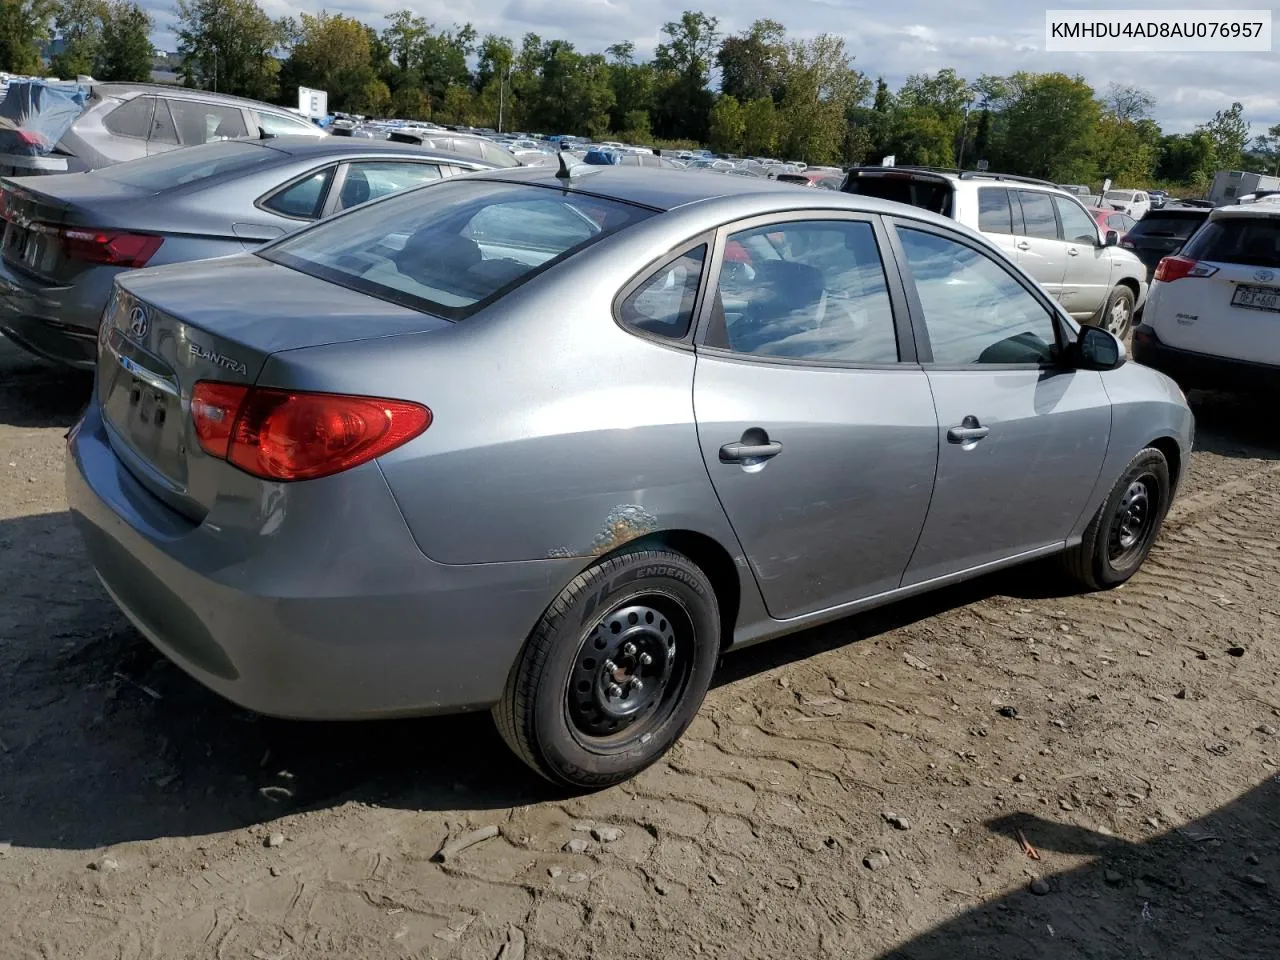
[582,148,620,166]
[0,81,89,157]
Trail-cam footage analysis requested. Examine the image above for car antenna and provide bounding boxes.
[556,151,574,180]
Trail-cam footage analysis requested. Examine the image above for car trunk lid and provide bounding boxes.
[0,174,152,282]
[98,254,453,521]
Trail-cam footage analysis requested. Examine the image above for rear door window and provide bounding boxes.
[978,188,1014,234]
[1016,191,1059,240]
[103,96,154,138]
[167,100,249,145]
[619,245,706,338]
[336,161,442,211]
[262,168,335,219]
[1182,217,1280,268]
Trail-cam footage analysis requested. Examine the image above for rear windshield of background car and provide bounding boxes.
[1126,212,1208,240]
[260,179,655,320]
[94,139,277,189]
[1181,216,1280,268]
[845,175,953,216]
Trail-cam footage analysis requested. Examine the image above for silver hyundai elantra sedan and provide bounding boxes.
[66,164,1194,788]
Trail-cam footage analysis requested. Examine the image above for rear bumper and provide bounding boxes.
[0,258,111,369]
[1132,324,1280,391]
[66,401,580,719]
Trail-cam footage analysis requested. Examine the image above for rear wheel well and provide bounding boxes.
[601,530,740,653]
[1147,435,1182,494]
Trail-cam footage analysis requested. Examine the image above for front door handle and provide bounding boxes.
[1068,247,1080,256]
[720,440,782,463]
[1015,240,1030,250]
[947,416,990,444]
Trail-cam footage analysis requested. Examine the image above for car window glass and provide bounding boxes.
[149,99,179,144]
[1016,191,1059,240]
[337,161,441,210]
[1182,217,1280,268]
[103,96,153,138]
[262,168,334,219]
[711,219,898,363]
[262,180,653,321]
[95,139,275,188]
[898,226,1058,365]
[255,110,317,136]
[978,188,1014,234]
[1055,197,1098,244]
[167,100,248,145]
[619,245,706,338]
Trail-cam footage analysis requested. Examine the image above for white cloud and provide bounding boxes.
[144,0,1279,131]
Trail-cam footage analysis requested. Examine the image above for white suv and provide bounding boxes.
[844,168,1149,337]
[1133,204,1280,390]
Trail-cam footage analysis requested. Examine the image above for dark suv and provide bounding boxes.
[1120,204,1212,278]
[0,82,325,177]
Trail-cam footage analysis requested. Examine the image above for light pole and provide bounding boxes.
[497,63,512,133]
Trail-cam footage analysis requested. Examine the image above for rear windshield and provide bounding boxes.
[260,179,654,320]
[95,139,276,189]
[1182,216,1280,268]
[1104,191,1136,201]
[844,175,952,216]
[1126,212,1207,240]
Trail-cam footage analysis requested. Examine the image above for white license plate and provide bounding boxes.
[1232,284,1280,313]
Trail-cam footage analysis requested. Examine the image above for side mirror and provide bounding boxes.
[1075,324,1126,371]
[1104,230,1119,247]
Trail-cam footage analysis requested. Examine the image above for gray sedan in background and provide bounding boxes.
[0,136,497,367]
[66,166,1193,789]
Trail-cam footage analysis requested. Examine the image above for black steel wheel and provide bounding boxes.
[494,548,720,789]
[1062,447,1172,590]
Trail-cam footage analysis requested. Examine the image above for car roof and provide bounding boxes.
[259,136,487,164]
[461,165,961,226]
[1211,203,1280,220]
[94,82,294,112]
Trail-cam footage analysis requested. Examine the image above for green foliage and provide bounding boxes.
[175,0,285,100]
[1198,101,1249,170]
[708,94,744,153]
[1,0,56,74]
[98,0,152,81]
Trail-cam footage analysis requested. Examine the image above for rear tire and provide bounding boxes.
[1098,285,1136,340]
[493,548,720,790]
[1062,448,1170,591]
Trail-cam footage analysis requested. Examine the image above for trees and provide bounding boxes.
[98,0,153,81]
[1199,102,1249,170]
[716,19,785,104]
[49,0,103,77]
[887,67,973,166]
[652,10,719,141]
[992,72,1099,181]
[740,97,779,155]
[279,12,373,112]
[776,34,868,164]
[175,0,285,100]
[708,95,744,153]
[1,0,56,74]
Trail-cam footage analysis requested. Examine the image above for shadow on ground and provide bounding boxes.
[0,339,93,430]
[1186,389,1279,460]
[876,776,1280,960]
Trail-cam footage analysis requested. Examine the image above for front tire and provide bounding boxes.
[1062,448,1170,590]
[493,548,720,790]
[1099,285,1136,340]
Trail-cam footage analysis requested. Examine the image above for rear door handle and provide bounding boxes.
[719,441,782,463]
[1015,241,1030,250]
[947,416,990,443]
[1067,247,1080,256]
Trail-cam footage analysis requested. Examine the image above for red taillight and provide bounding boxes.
[192,382,250,459]
[1153,255,1218,282]
[61,228,163,267]
[192,381,431,482]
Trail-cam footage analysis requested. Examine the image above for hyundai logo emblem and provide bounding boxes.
[128,305,149,339]
[1255,269,1275,283]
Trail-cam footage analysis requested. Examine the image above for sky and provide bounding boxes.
[145,0,1279,135]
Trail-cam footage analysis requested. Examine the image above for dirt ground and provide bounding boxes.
[2,334,1280,960]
